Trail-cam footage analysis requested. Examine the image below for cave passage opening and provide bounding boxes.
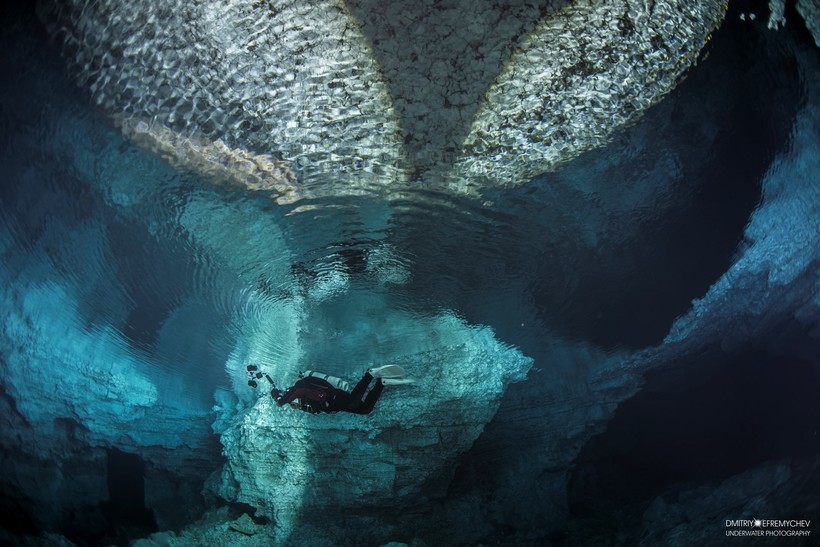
[568,339,820,525]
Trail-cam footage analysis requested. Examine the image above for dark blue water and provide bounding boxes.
[570,346,820,504]
[430,2,820,544]
[387,2,803,354]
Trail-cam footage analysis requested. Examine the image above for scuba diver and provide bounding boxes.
[246,364,410,415]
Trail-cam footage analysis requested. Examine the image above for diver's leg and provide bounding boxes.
[348,371,373,402]
[353,379,384,415]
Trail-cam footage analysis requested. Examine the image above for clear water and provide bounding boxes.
[1,0,818,544]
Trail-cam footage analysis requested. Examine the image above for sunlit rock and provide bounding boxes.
[116,116,302,205]
[213,312,532,544]
[38,0,728,196]
[37,0,409,195]
[448,0,727,189]
[768,0,786,30]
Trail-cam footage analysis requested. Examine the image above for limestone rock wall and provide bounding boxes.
[768,0,820,46]
[436,37,820,542]
[37,0,408,198]
[38,0,728,196]
[797,0,820,47]
[450,0,728,188]
[0,276,219,531]
[214,312,532,545]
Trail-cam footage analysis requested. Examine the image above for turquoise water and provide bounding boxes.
[1,1,818,545]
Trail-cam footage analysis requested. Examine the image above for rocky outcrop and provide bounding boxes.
[767,0,820,47]
[36,0,408,196]
[768,0,787,29]
[213,312,532,545]
[116,116,301,205]
[640,459,816,546]
[453,36,820,543]
[38,0,728,196]
[0,278,220,531]
[449,0,728,188]
[3,2,816,545]
[797,0,820,47]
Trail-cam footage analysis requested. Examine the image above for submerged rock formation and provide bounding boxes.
[448,0,727,187]
[1,1,817,545]
[36,0,409,200]
[440,32,820,543]
[116,116,302,204]
[0,279,220,534]
[797,0,820,47]
[215,312,531,545]
[768,0,820,46]
[38,0,728,197]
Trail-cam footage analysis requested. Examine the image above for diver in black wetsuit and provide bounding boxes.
[247,365,384,415]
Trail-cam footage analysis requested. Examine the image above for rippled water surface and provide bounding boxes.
[1,2,808,414]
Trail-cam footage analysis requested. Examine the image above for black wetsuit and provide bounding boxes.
[276,372,383,414]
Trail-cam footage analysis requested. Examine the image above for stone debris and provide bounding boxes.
[129,508,276,546]
[147,531,175,546]
[131,531,176,547]
[228,513,258,536]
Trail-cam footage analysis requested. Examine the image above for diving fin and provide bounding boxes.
[369,364,407,379]
[381,377,415,386]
